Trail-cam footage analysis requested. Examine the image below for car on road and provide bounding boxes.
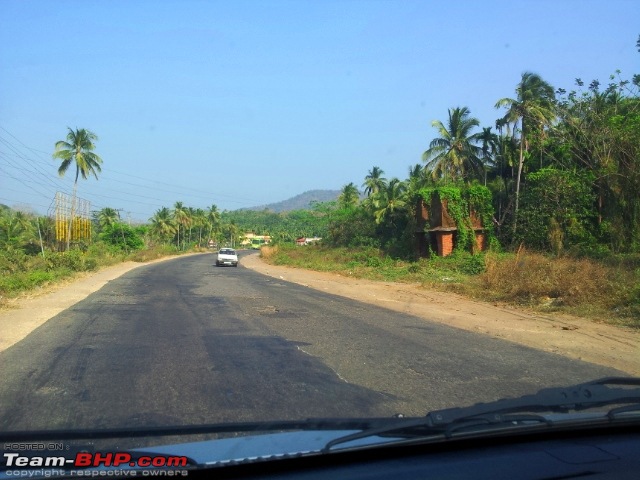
[216,248,238,267]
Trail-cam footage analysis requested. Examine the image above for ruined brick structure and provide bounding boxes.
[415,193,488,257]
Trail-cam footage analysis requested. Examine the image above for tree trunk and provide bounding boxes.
[513,129,525,236]
[66,181,78,251]
[37,217,46,259]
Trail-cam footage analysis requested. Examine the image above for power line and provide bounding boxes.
[0,127,283,218]
[0,195,53,211]
[0,165,53,200]
[0,126,266,205]
[0,136,71,191]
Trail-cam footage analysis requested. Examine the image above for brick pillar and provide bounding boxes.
[436,232,454,257]
[474,232,486,253]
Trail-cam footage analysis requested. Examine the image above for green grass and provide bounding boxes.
[261,244,640,329]
[0,243,187,306]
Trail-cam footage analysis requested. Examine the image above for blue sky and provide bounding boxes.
[1,0,638,221]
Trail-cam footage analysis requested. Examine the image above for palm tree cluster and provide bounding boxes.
[149,203,224,249]
[0,205,54,255]
[331,66,639,254]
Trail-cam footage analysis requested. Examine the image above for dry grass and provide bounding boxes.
[259,245,279,259]
[482,250,621,308]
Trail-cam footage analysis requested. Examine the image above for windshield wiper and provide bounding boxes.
[323,377,640,452]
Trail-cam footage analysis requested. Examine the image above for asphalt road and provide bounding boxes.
[0,252,624,431]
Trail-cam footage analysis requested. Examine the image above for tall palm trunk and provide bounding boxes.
[66,180,78,251]
[513,130,525,235]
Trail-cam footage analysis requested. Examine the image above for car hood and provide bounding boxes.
[133,429,400,467]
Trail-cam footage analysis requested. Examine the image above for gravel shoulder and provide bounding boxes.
[241,253,640,376]
[2,251,638,376]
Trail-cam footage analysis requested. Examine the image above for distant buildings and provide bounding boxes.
[240,233,272,248]
[295,236,322,246]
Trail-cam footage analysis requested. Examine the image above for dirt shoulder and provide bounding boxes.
[241,253,640,376]
[0,254,203,353]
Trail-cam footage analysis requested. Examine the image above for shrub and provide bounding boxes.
[260,245,279,259]
[99,223,144,251]
[0,250,30,274]
[459,254,486,275]
[407,263,420,274]
[481,251,617,307]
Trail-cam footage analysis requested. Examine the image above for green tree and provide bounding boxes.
[149,207,176,245]
[373,178,407,226]
[100,223,144,251]
[338,183,360,209]
[516,168,595,253]
[325,206,379,248]
[362,166,387,197]
[225,221,240,247]
[96,207,120,230]
[496,73,556,233]
[186,207,196,245]
[173,201,189,249]
[422,107,483,182]
[53,127,103,250]
[193,208,207,246]
[407,163,431,195]
[551,73,640,251]
[0,208,34,251]
[476,127,499,184]
[207,204,221,243]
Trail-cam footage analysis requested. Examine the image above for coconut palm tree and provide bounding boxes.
[149,207,175,245]
[96,207,120,229]
[362,167,387,197]
[422,107,483,183]
[186,207,196,245]
[407,163,431,195]
[495,72,556,232]
[373,178,407,225]
[0,209,34,250]
[225,221,240,248]
[207,204,221,244]
[193,208,207,246]
[338,183,360,209]
[173,202,189,249]
[476,127,499,184]
[53,127,103,250]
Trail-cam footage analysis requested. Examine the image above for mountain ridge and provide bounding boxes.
[243,189,340,212]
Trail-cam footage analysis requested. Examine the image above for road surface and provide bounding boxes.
[0,253,623,431]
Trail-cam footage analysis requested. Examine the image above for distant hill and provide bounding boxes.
[246,189,340,212]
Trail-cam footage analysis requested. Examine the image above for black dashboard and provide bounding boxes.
[200,426,640,480]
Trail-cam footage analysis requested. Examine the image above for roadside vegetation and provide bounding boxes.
[3,40,639,327]
[255,50,640,328]
[0,201,191,305]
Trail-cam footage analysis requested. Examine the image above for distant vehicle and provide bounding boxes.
[216,248,238,267]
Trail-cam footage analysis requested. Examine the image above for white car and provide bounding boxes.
[216,248,238,267]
